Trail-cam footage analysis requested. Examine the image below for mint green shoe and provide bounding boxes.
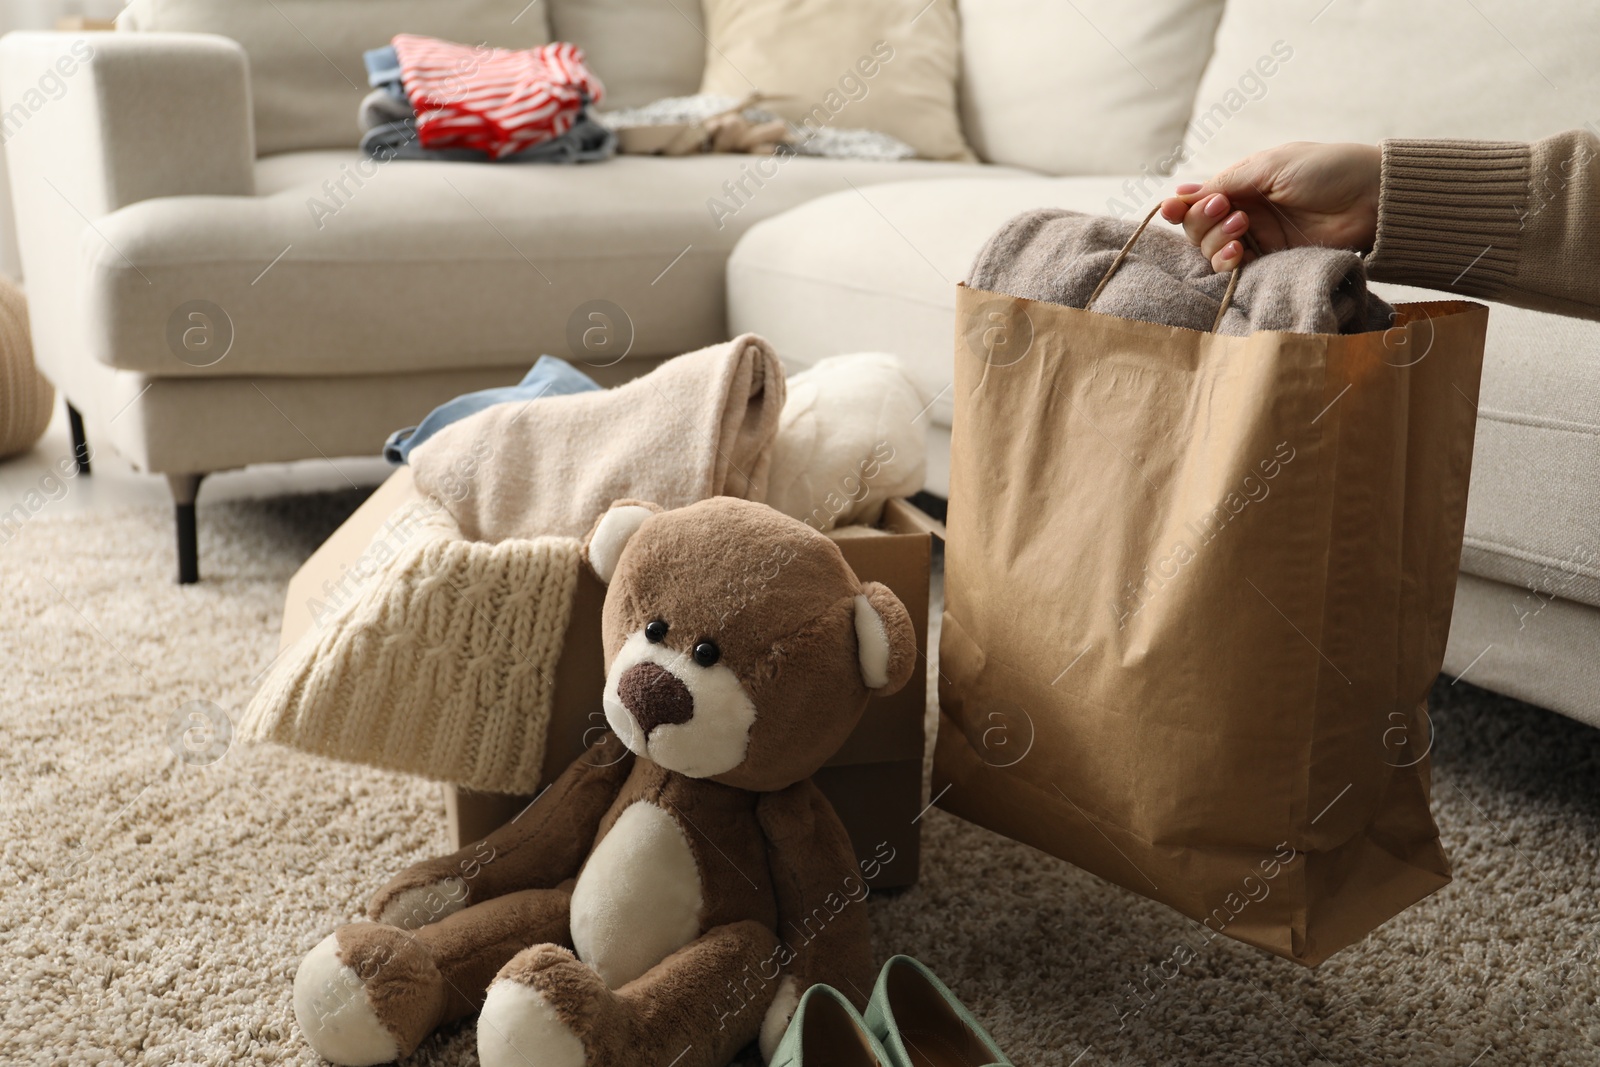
[864,955,1012,1067]
[769,984,891,1067]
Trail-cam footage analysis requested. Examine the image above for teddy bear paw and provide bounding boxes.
[478,944,618,1067]
[293,925,446,1065]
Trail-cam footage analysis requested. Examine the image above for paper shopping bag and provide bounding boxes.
[935,230,1488,966]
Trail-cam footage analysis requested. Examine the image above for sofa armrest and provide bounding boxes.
[0,31,254,402]
[0,31,254,212]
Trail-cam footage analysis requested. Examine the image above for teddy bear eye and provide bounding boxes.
[645,620,668,644]
[692,641,720,667]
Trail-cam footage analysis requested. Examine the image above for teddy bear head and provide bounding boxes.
[583,496,917,792]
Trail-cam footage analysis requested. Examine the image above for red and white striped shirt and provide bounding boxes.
[392,35,605,160]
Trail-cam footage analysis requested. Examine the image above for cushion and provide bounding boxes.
[118,0,552,156]
[1179,0,1600,178]
[698,0,971,161]
[1446,574,1600,729]
[1370,283,1600,612]
[547,0,706,110]
[957,0,1226,176]
[83,152,1024,379]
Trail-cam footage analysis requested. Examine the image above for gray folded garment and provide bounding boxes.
[360,112,617,164]
[967,208,1394,336]
[359,86,414,131]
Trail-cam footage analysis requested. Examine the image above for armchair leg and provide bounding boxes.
[66,402,90,475]
[167,474,206,584]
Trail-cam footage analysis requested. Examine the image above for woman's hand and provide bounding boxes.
[1158,141,1382,272]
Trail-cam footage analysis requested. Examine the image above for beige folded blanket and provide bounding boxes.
[411,333,785,540]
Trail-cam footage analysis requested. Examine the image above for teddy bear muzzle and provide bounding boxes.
[602,628,760,778]
[616,661,695,735]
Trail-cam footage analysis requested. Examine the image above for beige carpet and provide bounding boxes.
[3,492,1597,1066]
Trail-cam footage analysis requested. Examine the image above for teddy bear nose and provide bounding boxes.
[618,662,695,735]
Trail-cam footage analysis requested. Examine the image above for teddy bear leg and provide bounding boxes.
[296,887,572,1065]
[477,920,780,1067]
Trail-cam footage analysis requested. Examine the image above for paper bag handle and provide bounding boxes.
[1086,204,1245,333]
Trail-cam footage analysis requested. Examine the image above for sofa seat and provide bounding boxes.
[727,176,1600,613]
[84,152,1029,380]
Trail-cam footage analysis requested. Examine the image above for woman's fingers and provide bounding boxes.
[1180,193,1231,247]
[1158,196,1190,224]
[1200,210,1250,260]
[1159,180,1214,223]
[1212,240,1246,273]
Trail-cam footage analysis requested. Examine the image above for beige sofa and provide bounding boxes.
[3,1,1597,727]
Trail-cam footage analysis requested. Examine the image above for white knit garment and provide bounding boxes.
[241,505,580,794]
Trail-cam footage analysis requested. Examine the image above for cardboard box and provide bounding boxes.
[278,470,940,889]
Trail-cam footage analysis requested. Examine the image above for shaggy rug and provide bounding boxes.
[2,491,1597,1066]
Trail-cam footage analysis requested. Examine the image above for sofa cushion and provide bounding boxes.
[118,0,552,156]
[548,0,706,110]
[1179,0,1600,178]
[698,0,971,162]
[957,0,1225,176]
[85,153,1025,380]
[1370,283,1600,611]
[727,179,1600,605]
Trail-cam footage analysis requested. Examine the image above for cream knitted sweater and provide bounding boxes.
[241,502,581,794]
[1367,130,1600,321]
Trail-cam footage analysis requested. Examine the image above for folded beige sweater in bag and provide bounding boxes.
[410,333,785,540]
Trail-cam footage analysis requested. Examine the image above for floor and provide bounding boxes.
[0,402,394,518]
[2,417,1597,1066]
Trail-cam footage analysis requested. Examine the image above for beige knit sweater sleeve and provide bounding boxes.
[1366,129,1600,321]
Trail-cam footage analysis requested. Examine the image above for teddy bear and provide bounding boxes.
[292,495,918,1067]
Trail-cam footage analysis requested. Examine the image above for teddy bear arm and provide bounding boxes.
[367,734,634,927]
[754,780,876,1057]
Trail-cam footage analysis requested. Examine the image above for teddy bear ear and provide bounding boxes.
[853,581,917,696]
[583,500,663,584]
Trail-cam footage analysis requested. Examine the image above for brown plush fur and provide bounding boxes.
[306,498,915,1066]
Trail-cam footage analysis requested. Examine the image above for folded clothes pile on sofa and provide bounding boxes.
[360,34,616,163]
[356,33,916,164]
